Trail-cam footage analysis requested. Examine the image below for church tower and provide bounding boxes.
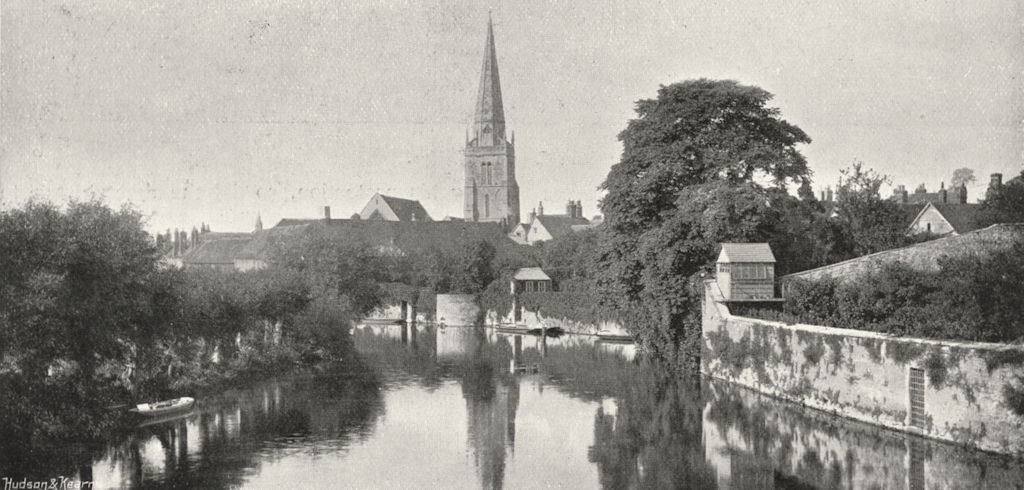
[464,16,520,225]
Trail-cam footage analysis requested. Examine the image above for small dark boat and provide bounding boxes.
[130,397,195,417]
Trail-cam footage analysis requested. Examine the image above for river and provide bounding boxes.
[34,324,1024,488]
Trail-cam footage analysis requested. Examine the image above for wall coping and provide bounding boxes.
[705,279,1024,352]
[781,222,1024,282]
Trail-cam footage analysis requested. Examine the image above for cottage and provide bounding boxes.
[906,202,986,236]
[716,243,776,300]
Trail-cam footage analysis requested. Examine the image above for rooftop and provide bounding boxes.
[717,243,776,263]
[513,267,551,281]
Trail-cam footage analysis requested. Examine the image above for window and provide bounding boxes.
[484,194,490,217]
[481,162,493,185]
[719,263,730,273]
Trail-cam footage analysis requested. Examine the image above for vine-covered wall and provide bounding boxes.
[702,279,1024,456]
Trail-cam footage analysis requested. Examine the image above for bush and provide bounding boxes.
[764,244,1024,343]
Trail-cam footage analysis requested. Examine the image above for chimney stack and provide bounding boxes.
[956,185,967,204]
[538,201,544,216]
[566,200,574,217]
[991,173,1003,189]
[826,187,833,202]
[939,181,947,203]
[575,200,582,218]
[528,208,536,224]
[323,206,331,221]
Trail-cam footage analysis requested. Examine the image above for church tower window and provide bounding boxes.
[484,194,490,217]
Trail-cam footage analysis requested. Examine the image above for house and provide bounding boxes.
[716,243,776,300]
[359,193,433,222]
[906,202,986,236]
[508,222,530,245]
[891,182,969,205]
[181,238,254,272]
[512,200,591,245]
[511,267,552,293]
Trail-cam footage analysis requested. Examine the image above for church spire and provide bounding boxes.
[472,15,506,147]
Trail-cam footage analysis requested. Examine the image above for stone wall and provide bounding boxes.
[437,294,482,326]
[783,223,1023,284]
[702,279,1024,456]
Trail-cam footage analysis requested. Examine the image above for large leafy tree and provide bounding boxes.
[0,200,165,381]
[831,161,913,258]
[598,79,811,368]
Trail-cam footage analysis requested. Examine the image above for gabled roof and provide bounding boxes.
[182,238,252,265]
[235,224,311,260]
[534,215,590,240]
[717,243,776,263]
[513,267,551,281]
[912,202,987,234]
[377,194,432,222]
[895,203,929,228]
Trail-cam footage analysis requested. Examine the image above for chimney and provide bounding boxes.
[956,185,967,204]
[826,187,833,202]
[939,181,947,203]
[575,200,583,219]
[528,208,536,224]
[323,206,331,221]
[538,201,544,216]
[991,173,1003,189]
[566,200,574,217]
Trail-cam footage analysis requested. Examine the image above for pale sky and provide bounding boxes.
[2,0,1022,233]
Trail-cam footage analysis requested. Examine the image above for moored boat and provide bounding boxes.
[130,397,196,417]
[597,332,633,343]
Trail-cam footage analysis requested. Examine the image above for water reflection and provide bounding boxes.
[9,324,1022,488]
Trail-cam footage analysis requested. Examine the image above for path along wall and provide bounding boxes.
[702,279,1024,456]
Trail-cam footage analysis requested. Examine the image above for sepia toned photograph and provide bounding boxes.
[1,1,1023,488]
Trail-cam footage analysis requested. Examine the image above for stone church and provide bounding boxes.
[464,17,520,226]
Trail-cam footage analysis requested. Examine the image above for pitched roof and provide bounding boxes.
[262,218,515,257]
[534,215,591,240]
[896,203,929,227]
[928,203,986,233]
[182,238,252,265]
[717,243,776,263]
[378,195,432,222]
[513,267,551,281]
[235,224,311,260]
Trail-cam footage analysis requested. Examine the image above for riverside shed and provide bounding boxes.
[716,243,776,300]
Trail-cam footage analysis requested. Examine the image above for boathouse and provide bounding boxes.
[511,267,552,293]
[716,243,776,300]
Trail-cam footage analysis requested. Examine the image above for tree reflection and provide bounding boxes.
[587,366,717,489]
[81,359,385,488]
